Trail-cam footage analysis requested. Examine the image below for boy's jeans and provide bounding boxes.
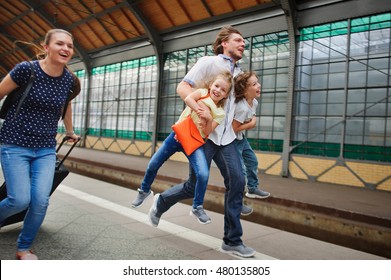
[235,137,259,191]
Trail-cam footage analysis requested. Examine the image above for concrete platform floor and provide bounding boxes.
[0,172,385,260]
[58,147,391,257]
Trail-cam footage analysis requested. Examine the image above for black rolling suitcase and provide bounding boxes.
[0,136,79,227]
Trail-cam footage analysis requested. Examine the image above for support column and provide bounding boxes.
[280,0,298,177]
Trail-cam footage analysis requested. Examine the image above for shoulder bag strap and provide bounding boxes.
[61,75,75,120]
[13,61,36,119]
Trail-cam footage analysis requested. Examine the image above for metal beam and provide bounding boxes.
[200,0,214,16]
[280,0,298,177]
[0,27,35,60]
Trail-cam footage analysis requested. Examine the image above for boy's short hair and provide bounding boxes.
[234,71,258,103]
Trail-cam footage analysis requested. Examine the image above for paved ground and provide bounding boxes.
[0,172,385,260]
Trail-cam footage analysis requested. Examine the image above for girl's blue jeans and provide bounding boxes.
[140,132,209,208]
[0,144,56,251]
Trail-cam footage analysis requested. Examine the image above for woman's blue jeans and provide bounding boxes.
[235,137,259,191]
[0,144,56,251]
[140,132,209,208]
[157,139,245,246]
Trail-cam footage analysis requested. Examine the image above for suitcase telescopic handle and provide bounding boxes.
[56,136,81,167]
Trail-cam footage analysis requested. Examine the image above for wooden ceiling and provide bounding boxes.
[0,0,278,77]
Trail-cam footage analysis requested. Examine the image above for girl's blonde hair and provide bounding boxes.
[210,71,233,108]
[234,71,258,103]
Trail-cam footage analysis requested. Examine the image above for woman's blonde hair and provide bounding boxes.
[14,29,73,60]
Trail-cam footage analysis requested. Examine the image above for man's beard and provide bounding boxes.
[228,49,242,61]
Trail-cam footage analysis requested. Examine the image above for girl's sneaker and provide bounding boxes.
[190,206,211,224]
[131,189,154,208]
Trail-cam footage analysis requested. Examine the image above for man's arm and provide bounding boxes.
[177,81,194,101]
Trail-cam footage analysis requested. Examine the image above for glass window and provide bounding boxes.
[86,57,157,140]
[294,13,391,161]
[69,12,390,162]
[252,31,288,149]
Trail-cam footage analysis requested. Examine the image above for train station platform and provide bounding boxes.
[63,146,391,258]
[0,172,385,261]
[1,146,390,260]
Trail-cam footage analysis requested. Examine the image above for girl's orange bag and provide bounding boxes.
[172,115,205,156]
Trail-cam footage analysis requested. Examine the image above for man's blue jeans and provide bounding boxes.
[157,139,245,246]
[0,144,56,251]
[235,137,259,191]
[140,132,209,208]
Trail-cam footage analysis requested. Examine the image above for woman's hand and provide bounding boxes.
[65,131,80,142]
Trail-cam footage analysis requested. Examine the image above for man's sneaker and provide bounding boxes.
[190,206,211,224]
[148,194,161,227]
[221,242,256,258]
[245,188,270,199]
[131,189,153,208]
[241,204,253,216]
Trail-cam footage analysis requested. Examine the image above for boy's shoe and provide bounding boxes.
[131,188,153,208]
[190,206,211,224]
[245,188,270,199]
[148,194,161,227]
[221,242,256,258]
[241,204,253,216]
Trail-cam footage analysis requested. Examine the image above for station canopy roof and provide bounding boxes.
[0,0,280,77]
